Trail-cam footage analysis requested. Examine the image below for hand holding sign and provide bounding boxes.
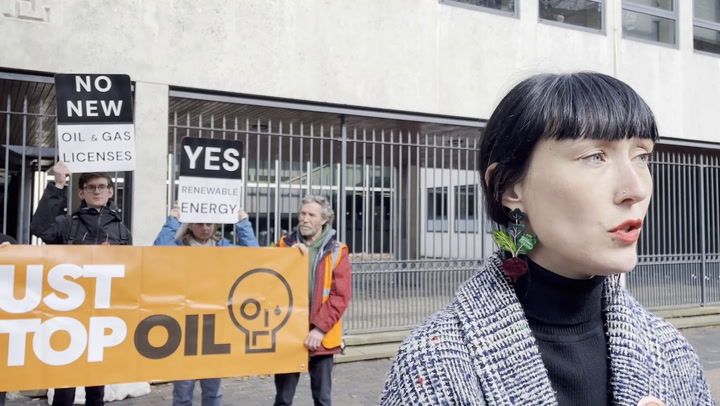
[52,161,71,189]
[170,203,181,219]
[292,243,308,257]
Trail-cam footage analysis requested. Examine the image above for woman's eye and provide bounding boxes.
[583,152,605,163]
[636,152,653,164]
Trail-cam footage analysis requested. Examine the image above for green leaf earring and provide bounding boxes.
[492,208,537,281]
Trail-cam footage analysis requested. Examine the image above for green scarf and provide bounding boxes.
[303,226,332,301]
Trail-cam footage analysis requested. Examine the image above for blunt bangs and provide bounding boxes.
[533,72,658,142]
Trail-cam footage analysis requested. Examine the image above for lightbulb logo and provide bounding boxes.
[227,268,293,353]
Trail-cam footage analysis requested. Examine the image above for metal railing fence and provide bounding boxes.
[629,149,720,308]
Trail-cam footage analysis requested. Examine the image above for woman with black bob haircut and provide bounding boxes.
[381,72,713,405]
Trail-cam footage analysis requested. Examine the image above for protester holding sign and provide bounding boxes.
[274,195,352,406]
[153,205,258,248]
[30,161,131,406]
[153,205,258,406]
[31,162,131,246]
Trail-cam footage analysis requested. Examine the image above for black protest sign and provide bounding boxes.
[55,74,133,124]
[180,137,243,180]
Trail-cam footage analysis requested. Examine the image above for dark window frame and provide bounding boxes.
[538,0,606,34]
[440,0,519,18]
[622,0,679,47]
[693,0,720,56]
[427,186,449,233]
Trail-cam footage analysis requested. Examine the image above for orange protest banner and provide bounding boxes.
[0,245,309,392]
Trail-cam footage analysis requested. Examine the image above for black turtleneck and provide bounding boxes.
[513,259,609,406]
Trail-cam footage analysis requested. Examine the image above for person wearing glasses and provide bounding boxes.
[30,161,131,405]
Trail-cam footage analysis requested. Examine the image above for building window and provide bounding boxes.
[622,1,677,45]
[427,187,448,232]
[455,185,478,233]
[441,0,517,15]
[694,0,720,55]
[539,0,604,31]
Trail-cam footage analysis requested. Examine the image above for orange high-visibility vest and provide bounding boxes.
[277,237,346,349]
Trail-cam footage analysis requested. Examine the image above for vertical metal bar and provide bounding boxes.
[405,130,419,256]
[3,94,10,235]
[396,130,403,259]
[416,132,428,260]
[309,124,314,195]
[352,128,357,253]
[362,129,367,254]
[455,139,461,258]
[660,153,666,258]
[700,157,707,305]
[266,119,272,246]
[441,135,446,260]
[465,137,471,258]
[36,116,44,237]
[432,134,438,258]
[389,130,394,257]
[319,125,325,197]
[422,133,428,260]
[243,118,249,225]
[371,129,376,254]
[255,119,261,237]
[170,112,178,209]
[184,112,191,210]
[340,116,348,243]
[19,96,28,242]
[287,122,294,236]
[233,115,240,245]
[299,122,305,199]
[672,153,677,257]
[380,130,386,256]
[275,120,282,243]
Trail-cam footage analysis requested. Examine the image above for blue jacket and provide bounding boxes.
[153,217,258,247]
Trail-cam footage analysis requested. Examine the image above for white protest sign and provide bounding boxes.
[54,74,135,173]
[178,137,243,224]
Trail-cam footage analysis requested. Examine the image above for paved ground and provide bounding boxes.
[7,326,720,405]
[6,358,392,406]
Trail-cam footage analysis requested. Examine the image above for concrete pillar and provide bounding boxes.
[132,82,169,245]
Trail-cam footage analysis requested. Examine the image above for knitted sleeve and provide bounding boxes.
[380,308,486,406]
[660,321,716,405]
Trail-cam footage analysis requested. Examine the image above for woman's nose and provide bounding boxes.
[614,160,652,205]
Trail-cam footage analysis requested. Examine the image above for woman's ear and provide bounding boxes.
[484,162,498,189]
[501,181,524,208]
[487,162,525,212]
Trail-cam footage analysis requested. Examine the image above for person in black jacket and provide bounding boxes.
[0,233,16,245]
[30,161,131,406]
[30,162,131,246]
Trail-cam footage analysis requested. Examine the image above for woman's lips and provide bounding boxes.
[611,228,641,243]
[609,219,643,244]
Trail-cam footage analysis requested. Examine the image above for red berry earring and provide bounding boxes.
[492,208,537,282]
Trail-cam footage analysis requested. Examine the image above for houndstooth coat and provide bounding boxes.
[381,256,714,406]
